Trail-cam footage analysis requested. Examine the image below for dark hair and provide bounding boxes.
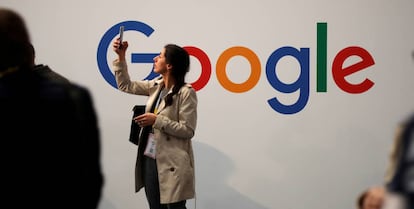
[163,44,190,106]
[0,8,32,72]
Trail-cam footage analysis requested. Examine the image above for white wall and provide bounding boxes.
[2,1,414,209]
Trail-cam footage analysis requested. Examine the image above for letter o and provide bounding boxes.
[184,46,211,91]
[216,46,261,93]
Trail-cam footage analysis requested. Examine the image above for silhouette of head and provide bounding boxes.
[0,8,32,72]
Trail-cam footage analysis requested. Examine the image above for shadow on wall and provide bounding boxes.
[193,141,270,209]
[98,198,116,209]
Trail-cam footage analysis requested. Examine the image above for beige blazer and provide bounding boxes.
[113,60,197,203]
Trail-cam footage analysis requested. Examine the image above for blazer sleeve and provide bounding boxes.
[112,59,152,96]
[153,85,197,139]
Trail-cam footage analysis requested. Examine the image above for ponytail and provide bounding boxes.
[163,44,189,107]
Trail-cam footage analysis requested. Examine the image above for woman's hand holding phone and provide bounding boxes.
[113,26,128,61]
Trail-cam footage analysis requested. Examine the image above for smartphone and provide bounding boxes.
[118,26,124,49]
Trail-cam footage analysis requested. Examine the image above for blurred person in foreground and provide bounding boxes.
[382,52,414,209]
[383,112,414,209]
[358,53,413,209]
[0,8,103,209]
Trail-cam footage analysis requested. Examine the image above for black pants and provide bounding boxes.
[143,156,187,209]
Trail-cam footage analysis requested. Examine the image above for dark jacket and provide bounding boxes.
[0,69,103,209]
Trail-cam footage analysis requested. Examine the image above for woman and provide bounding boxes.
[112,39,197,209]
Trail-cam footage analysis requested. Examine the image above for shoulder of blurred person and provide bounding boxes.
[33,63,70,84]
[29,43,71,84]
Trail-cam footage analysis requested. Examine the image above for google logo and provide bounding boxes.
[97,21,375,114]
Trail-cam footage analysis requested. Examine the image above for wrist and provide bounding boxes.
[118,55,126,61]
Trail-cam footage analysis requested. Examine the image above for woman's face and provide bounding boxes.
[153,48,170,74]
